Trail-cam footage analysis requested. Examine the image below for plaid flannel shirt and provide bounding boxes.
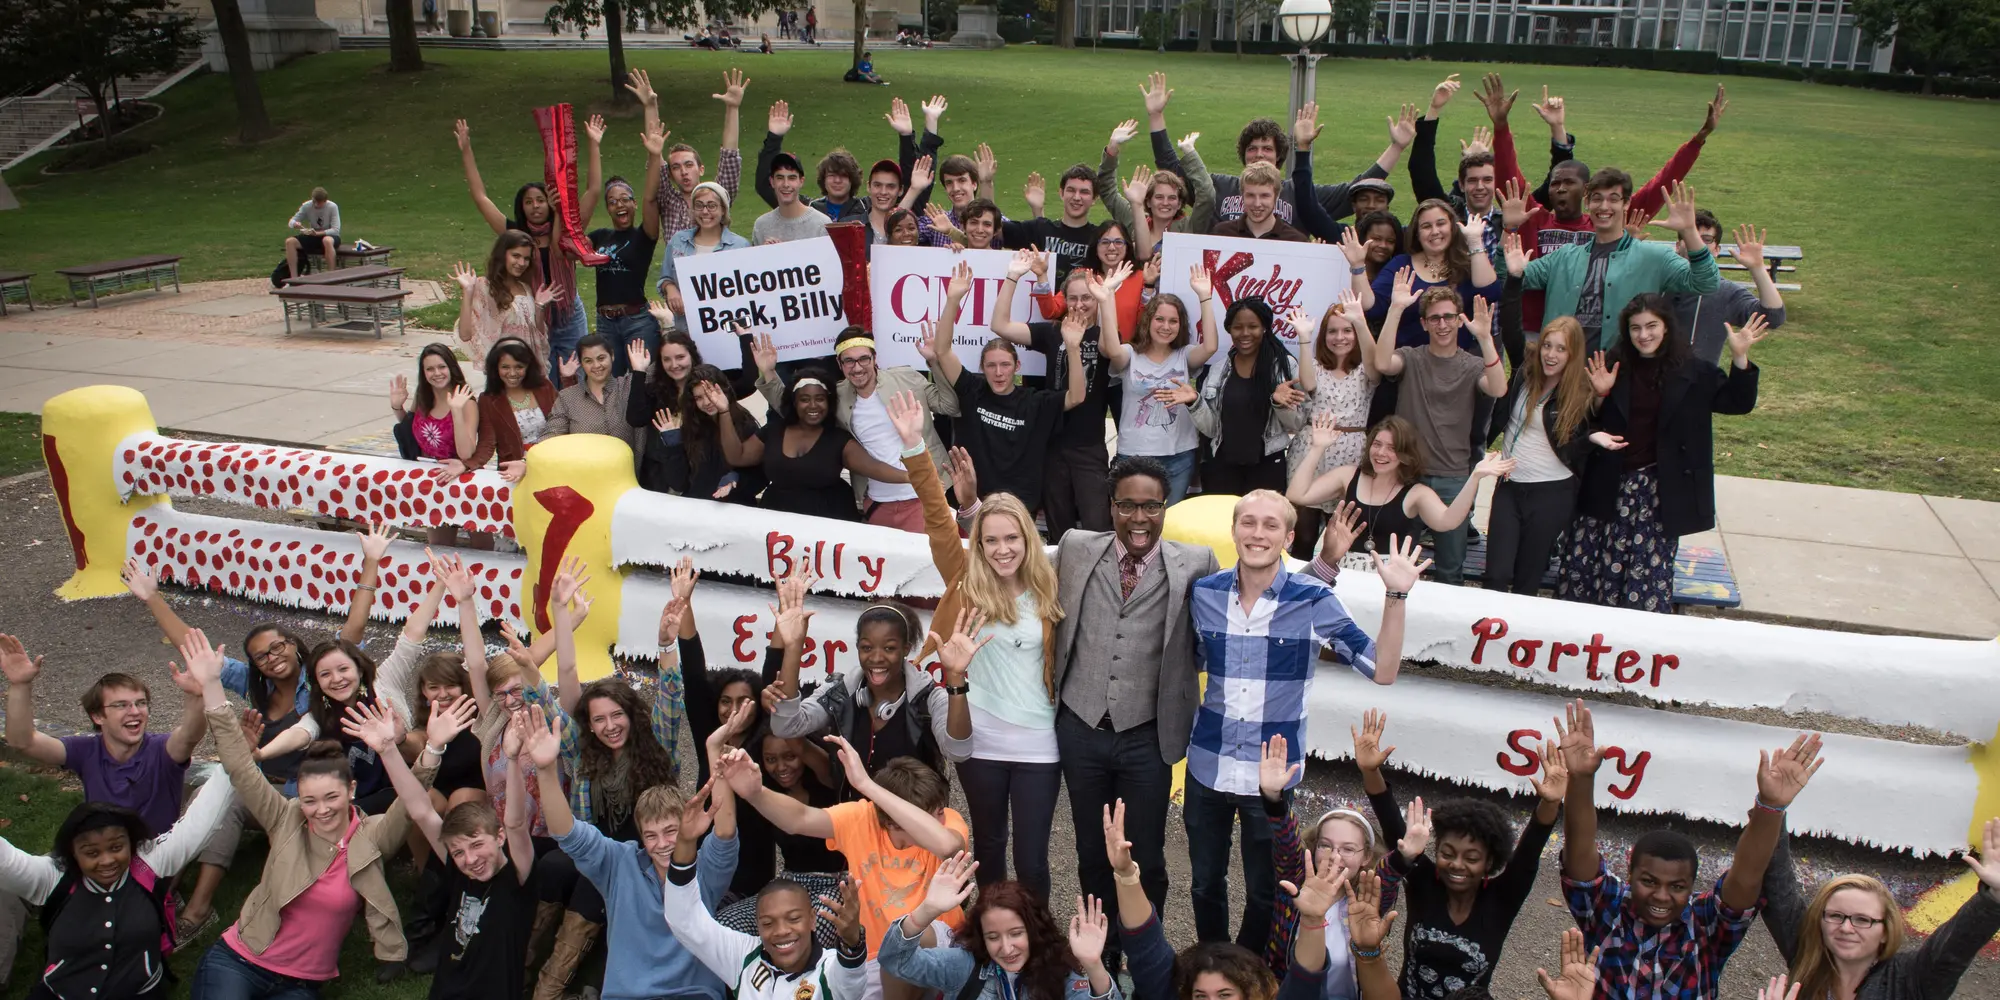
[658,147,743,239]
[559,657,687,826]
[1563,860,1757,1000]
[1188,567,1377,796]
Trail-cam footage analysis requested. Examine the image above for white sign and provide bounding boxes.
[868,244,1048,377]
[618,571,932,682]
[675,237,849,367]
[1157,231,1347,362]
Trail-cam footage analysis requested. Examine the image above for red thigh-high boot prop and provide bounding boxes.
[533,103,609,267]
[826,220,871,331]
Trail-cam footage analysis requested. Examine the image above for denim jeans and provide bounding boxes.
[192,941,324,1000]
[1184,776,1281,951]
[546,292,589,380]
[596,309,661,378]
[1056,710,1171,968]
[1422,472,1471,584]
[1116,448,1197,507]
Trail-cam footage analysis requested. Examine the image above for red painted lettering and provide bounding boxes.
[1649,654,1680,688]
[1471,617,1508,663]
[1613,650,1644,684]
[1582,634,1612,680]
[813,540,826,576]
[1497,729,1543,775]
[766,531,796,579]
[731,614,758,663]
[1547,641,1579,674]
[1603,747,1652,800]
[819,638,849,678]
[856,555,886,594]
[833,542,845,579]
[1507,639,1544,668]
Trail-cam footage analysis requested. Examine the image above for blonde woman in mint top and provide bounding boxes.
[886,389,1065,901]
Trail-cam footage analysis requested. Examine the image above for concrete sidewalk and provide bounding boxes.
[3,282,1997,639]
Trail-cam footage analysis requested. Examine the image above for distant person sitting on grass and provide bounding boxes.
[285,187,340,278]
[847,52,888,86]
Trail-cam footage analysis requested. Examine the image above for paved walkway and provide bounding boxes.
[3,282,1997,639]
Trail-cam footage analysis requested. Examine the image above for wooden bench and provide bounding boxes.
[1457,536,1741,609]
[0,271,33,315]
[280,265,405,290]
[56,255,182,307]
[271,284,411,338]
[296,243,395,275]
[1718,243,1802,293]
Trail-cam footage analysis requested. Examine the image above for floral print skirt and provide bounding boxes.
[1556,465,1676,613]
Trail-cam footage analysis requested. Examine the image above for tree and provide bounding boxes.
[544,0,776,104]
[1235,0,1277,57]
[1186,0,1215,52]
[1852,0,2000,89]
[210,0,275,142]
[1331,0,1373,42]
[0,0,201,155]
[388,0,423,71]
[1056,0,1077,46]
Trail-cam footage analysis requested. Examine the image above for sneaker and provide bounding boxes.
[174,908,219,945]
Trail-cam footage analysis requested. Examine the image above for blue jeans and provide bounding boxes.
[1117,449,1197,507]
[596,309,661,378]
[546,292,589,380]
[1423,472,1471,584]
[1184,776,1280,950]
[192,940,323,1000]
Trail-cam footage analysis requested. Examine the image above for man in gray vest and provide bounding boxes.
[1050,455,1219,970]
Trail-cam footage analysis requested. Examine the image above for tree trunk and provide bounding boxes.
[605,1,632,105]
[1234,8,1244,57]
[853,0,867,67]
[1057,0,1077,47]
[0,171,18,211]
[211,0,276,142]
[388,0,424,71]
[1195,1,1213,52]
[91,89,115,154]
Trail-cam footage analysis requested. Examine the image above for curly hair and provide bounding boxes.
[1432,798,1517,871]
[1176,941,1277,1000]
[1235,118,1290,166]
[572,678,677,793]
[960,882,1076,1000]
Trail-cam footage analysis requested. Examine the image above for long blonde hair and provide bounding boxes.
[1524,316,1594,446]
[1790,874,1905,1000]
[959,492,1062,628]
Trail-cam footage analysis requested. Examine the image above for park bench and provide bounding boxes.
[0,271,33,315]
[271,283,410,339]
[1719,243,1802,293]
[296,243,396,276]
[279,264,405,290]
[1098,30,1141,41]
[56,255,183,307]
[1458,536,1741,609]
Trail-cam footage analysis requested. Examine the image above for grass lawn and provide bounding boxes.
[0,414,41,479]
[3,47,1997,499]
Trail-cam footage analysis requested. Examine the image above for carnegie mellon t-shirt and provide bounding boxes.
[433,855,541,1000]
[1027,322,1109,450]
[952,367,1065,513]
[588,225,660,308]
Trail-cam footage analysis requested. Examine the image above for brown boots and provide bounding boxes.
[530,908,603,1000]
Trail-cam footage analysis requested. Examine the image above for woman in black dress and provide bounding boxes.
[713,366,910,519]
[1285,413,1512,571]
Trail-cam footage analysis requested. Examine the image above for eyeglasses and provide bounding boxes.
[1424,313,1461,325]
[252,638,294,664]
[1822,911,1885,930]
[838,355,875,369]
[1314,844,1369,859]
[1112,500,1166,515]
[1099,238,1128,248]
[103,699,150,713]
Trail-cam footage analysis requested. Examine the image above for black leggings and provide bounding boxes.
[1483,477,1579,594]
[533,839,607,923]
[1201,453,1287,497]
[955,757,1060,902]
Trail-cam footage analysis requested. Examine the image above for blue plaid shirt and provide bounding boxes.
[1187,567,1378,796]
[1563,860,1757,1000]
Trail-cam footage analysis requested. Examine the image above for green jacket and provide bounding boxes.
[1097,144,1217,241]
[1522,233,1719,348]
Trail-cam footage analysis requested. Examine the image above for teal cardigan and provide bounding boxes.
[1522,233,1719,348]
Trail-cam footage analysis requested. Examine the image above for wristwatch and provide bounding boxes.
[945,682,970,696]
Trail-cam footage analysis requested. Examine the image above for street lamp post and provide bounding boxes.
[471,0,487,37]
[1278,0,1332,173]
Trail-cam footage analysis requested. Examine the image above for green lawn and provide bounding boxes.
[3,47,1998,499]
[0,414,41,479]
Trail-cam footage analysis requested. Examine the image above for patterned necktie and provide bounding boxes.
[1120,551,1142,601]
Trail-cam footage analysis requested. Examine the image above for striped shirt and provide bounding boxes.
[1187,567,1377,796]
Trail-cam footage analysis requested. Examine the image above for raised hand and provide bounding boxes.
[1462,211,1488,252]
[1352,707,1395,772]
[1532,86,1566,130]
[1144,255,1162,288]
[1318,500,1364,566]
[1584,350,1619,397]
[1258,733,1302,801]
[1756,732,1825,809]
[1536,928,1602,1000]
[1460,124,1493,158]
[1177,131,1200,154]
[713,68,748,108]
[1472,449,1517,481]
[884,97,913,135]
[1697,84,1728,139]
[1475,72,1518,124]
[1061,313,1088,349]
[523,704,561,769]
[1389,266,1419,310]
[176,628,225,688]
[1108,118,1140,151]
[1103,799,1137,875]
[975,142,997,183]
[1123,163,1153,206]
[764,98,793,137]
[453,118,472,152]
[1338,226,1368,267]
[1398,795,1433,859]
[1387,104,1418,148]
[1068,896,1110,968]
[558,351,582,383]
[1101,261,1133,295]
[886,389,926,448]
[427,694,479,747]
[1293,102,1322,149]
[650,409,679,435]
[1373,533,1432,593]
[1429,73,1461,116]
[447,384,476,412]
[1732,223,1767,270]
[1306,409,1340,450]
[622,68,657,107]
[122,557,159,601]
[1140,72,1172,117]
[583,114,606,145]
[1662,180,1699,234]
[533,285,560,308]
[341,699,402,754]
[718,746,764,799]
[679,778,720,846]
[824,733,873,792]
[1345,869,1399,951]
[909,154,934,192]
[914,320,940,363]
[1022,172,1046,215]
[1759,975,1802,1000]
[1726,313,1773,362]
[949,446,979,502]
[389,372,411,413]
[750,330,779,375]
[921,94,948,131]
[818,875,865,949]
[1624,205,1657,240]
[924,203,954,236]
[921,851,980,916]
[451,261,479,292]
[430,546,473,603]
[1271,379,1305,409]
[1553,699,1604,777]
[1282,845,1348,922]
[239,707,266,748]
[1501,230,1530,280]
[550,555,590,611]
[1188,263,1213,301]
[1500,177,1530,233]
[926,607,992,687]
[1530,738,1569,804]
[645,301,675,336]
[1963,817,2000,895]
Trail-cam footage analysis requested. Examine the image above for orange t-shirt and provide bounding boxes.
[824,800,970,956]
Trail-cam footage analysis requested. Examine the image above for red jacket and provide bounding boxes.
[468,383,558,469]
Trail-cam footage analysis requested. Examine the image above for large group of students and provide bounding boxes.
[4,62,1995,1000]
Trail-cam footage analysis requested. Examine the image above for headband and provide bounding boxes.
[792,377,829,392]
[606,179,636,197]
[834,335,876,356]
[1315,807,1376,849]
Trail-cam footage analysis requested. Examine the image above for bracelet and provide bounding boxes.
[945,683,970,696]
[425,743,447,756]
[1349,266,1365,275]
[1384,590,1409,601]
[1485,355,1502,368]
[355,584,378,592]
[1300,918,1328,930]
[900,442,928,458]
[1113,866,1142,886]
[1753,797,1787,814]
[1199,297,1212,304]
[1351,944,1382,959]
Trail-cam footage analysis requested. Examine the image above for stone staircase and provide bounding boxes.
[0,51,208,170]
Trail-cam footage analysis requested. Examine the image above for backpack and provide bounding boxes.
[40,854,178,957]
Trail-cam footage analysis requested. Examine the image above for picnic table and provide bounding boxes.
[271,284,410,338]
[295,244,396,275]
[280,265,405,290]
[1719,243,1803,293]
[0,271,32,315]
[56,255,182,307]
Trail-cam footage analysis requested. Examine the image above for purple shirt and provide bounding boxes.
[61,733,188,835]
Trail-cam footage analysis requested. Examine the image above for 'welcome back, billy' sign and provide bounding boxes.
[676,236,848,366]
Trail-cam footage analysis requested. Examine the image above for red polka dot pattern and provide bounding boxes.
[116,434,516,539]
[127,507,529,630]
